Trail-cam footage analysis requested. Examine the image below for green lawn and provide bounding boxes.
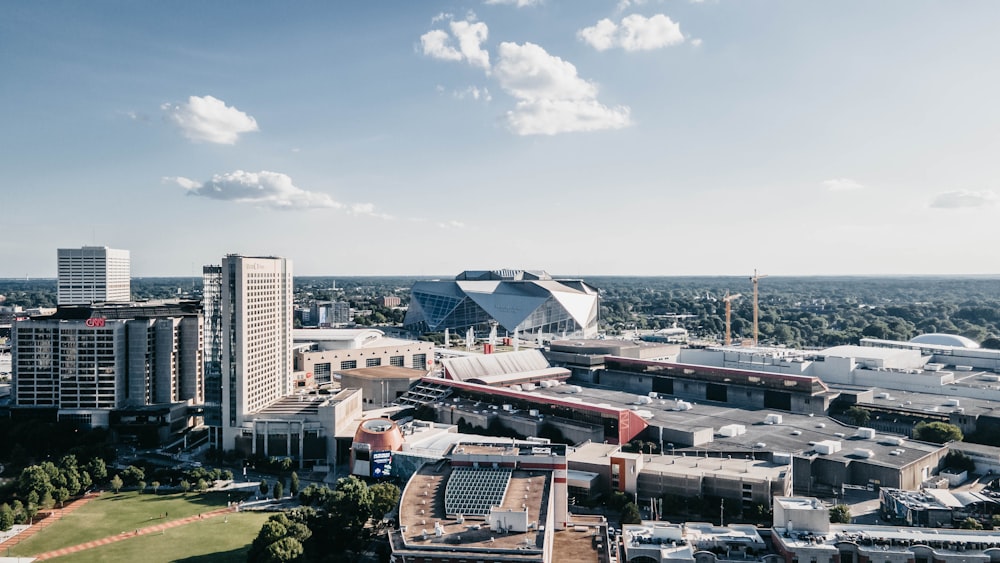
[44,511,271,563]
[8,490,250,557]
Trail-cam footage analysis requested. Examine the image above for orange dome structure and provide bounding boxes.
[351,418,405,477]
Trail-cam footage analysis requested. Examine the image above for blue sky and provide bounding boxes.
[3,1,999,277]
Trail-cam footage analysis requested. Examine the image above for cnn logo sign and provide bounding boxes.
[85,318,106,328]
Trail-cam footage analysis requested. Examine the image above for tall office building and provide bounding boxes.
[218,255,293,449]
[57,246,131,305]
[12,301,203,428]
[202,265,224,444]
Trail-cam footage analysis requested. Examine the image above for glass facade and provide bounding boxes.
[403,271,599,340]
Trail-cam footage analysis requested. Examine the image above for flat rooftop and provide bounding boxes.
[532,385,942,467]
[854,384,1000,419]
[253,389,356,418]
[336,366,428,379]
[397,463,549,555]
[776,523,1000,555]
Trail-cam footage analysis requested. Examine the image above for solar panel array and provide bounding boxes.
[444,467,512,516]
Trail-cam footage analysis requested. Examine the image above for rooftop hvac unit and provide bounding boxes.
[815,440,842,455]
[876,392,892,400]
[635,396,652,405]
[880,436,905,446]
[718,424,747,437]
[529,409,540,416]
[503,404,512,411]
[945,398,961,407]
[853,448,875,459]
[856,427,876,439]
[671,400,693,411]
[764,414,783,425]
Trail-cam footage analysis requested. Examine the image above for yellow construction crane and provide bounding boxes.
[750,269,768,346]
[722,291,742,346]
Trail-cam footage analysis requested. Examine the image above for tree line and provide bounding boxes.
[248,476,400,563]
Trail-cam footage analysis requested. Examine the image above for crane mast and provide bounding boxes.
[750,269,768,346]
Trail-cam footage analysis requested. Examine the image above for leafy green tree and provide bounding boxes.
[981,337,1000,350]
[87,458,108,482]
[620,502,642,524]
[945,451,976,473]
[197,478,208,493]
[110,474,124,493]
[179,479,191,494]
[289,472,300,498]
[11,501,25,525]
[248,513,312,563]
[137,480,147,494]
[0,503,14,532]
[607,491,630,512]
[80,470,93,491]
[829,504,851,524]
[326,476,374,541]
[263,537,304,562]
[53,487,70,507]
[151,480,160,494]
[121,465,145,485]
[259,480,269,497]
[273,481,284,500]
[845,406,871,427]
[25,503,38,525]
[222,469,234,481]
[371,482,401,520]
[914,421,963,444]
[960,517,983,530]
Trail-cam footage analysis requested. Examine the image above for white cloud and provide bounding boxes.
[167,171,341,210]
[578,14,685,52]
[691,38,703,47]
[450,20,490,70]
[505,98,632,135]
[438,220,466,229]
[420,29,463,61]
[431,12,453,23]
[617,0,648,11]
[453,86,492,102]
[161,95,259,144]
[484,0,541,6]
[578,19,619,52]
[350,202,394,220]
[822,178,865,191]
[420,18,490,70]
[929,190,998,209]
[494,42,631,135]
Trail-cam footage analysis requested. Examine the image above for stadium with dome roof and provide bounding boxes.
[403,269,599,340]
[909,333,980,348]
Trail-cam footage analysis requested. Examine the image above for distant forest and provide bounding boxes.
[3,275,1000,349]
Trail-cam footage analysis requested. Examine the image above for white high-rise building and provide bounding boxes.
[57,246,131,305]
[219,255,294,449]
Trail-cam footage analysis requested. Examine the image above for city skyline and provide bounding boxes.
[3,2,999,278]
